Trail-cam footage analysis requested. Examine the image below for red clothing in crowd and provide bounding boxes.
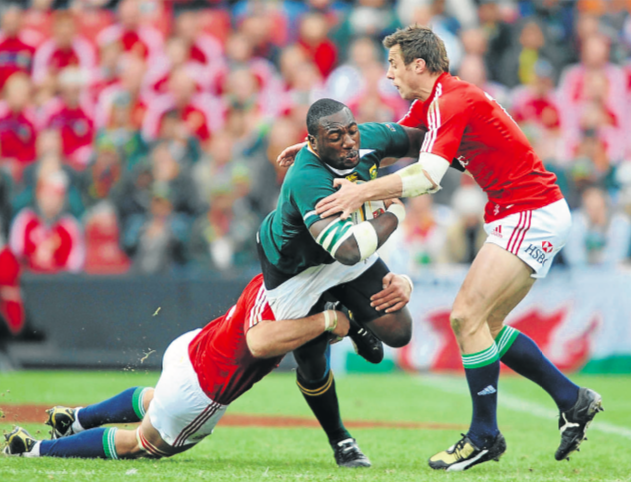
[189,274,280,405]
[97,25,163,62]
[399,73,562,223]
[32,37,96,84]
[0,103,37,164]
[0,34,35,89]
[0,246,25,335]
[43,99,95,168]
[298,39,337,78]
[9,208,84,273]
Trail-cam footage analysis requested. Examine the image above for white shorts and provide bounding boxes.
[147,329,227,448]
[484,199,572,279]
[266,253,379,320]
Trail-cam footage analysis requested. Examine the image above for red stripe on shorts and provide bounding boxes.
[513,211,532,254]
[507,212,525,253]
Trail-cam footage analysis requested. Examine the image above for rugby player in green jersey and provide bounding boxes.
[257,98,424,467]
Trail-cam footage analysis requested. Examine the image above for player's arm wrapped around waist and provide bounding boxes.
[314,205,404,266]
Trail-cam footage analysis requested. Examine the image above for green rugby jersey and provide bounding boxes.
[258,122,409,284]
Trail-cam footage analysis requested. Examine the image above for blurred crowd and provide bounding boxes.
[0,0,630,278]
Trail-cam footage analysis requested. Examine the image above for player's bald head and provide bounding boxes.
[306,99,350,137]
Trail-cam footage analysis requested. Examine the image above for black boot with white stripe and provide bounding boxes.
[555,387,603,461]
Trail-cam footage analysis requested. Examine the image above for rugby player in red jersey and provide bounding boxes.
[311,26,603,471]
[3,274,352,460]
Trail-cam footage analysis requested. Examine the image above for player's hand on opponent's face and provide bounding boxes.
[276,141,308,168]
[331,310,350,339]
[316,178,365,219]
[370,272,412,313]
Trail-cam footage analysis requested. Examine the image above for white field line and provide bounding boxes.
[416,375,631,440]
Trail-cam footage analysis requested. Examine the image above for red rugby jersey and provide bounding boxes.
[399,73,563,223]
[0,36,35,89]
[0,107,37,164]
[188,274,281,405]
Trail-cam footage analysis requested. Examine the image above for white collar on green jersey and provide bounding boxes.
[308,146,377,177]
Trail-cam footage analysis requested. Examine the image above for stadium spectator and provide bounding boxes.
[96,54,147,130]
[173,10,223,69]
[442,184,487,264]
[89,40,123,101]
[14,128,85,220]
[457,54,509,107]
[333,0,401,47]
[81,137,124,209]
[122,185,188,274]
[9,170,84,273]
[192,130,240,206]
[189,177,258,271]
[558,33,626,161]
[142,67,219,144]
[564,186,631,267]
[96,0,164,63]
[32,11,96,89]
[380,195,451,275]
[511,59,562,165]
[147,140,199,218]
[82,200,130,275]
[42,67,95,170]
[298,12,338,78]
[477,0,513,85]
[143,36,209,98]
[0,5,35,90]
[0,73,38,178]
[499,20,552,89]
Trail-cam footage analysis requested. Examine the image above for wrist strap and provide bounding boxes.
[323,310,338,332]
[399,274,414,293]
[387,203,406,224]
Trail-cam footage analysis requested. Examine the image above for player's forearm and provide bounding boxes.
[334,212,400,265]
[246,313,331,359]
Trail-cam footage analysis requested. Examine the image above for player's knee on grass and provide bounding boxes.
[367,309,412,348]
[142,388,155,413]
[115,429,147,459]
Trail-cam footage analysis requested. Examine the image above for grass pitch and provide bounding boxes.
[1,370,630,482]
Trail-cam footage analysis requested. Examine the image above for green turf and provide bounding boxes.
[1,371,630,481]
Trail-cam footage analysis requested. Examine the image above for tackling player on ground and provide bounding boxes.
[298,26,603,472]
[3,274,355,460]
[258,98,422,467]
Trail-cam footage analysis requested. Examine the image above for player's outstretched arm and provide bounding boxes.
[308,200,406,266]
[276,141,308,168]
[316,153,450,219]
[380,126,425,168]
[246,310,350,358]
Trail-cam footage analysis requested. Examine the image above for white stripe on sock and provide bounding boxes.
[416,375,631,440]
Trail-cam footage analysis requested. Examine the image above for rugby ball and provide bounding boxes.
[350,199,387,224]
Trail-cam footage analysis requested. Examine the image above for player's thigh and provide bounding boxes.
[144,330,227,454]
[327,258,412,347]
[452,243,534,334]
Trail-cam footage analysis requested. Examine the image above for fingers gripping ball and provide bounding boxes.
[350,199,387,224]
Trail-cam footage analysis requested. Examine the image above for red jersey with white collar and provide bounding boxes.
[188,274,281,405]
[399,73,563,222]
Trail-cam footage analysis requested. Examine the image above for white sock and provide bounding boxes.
[71,407,85,434]
[23,441,41,458]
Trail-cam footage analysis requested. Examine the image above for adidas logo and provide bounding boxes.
[477,385,497,396]
[491,226,502,238]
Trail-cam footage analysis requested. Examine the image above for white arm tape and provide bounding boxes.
[396,152,450,198]
[349,221,379,260]
[316,218,379,261]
